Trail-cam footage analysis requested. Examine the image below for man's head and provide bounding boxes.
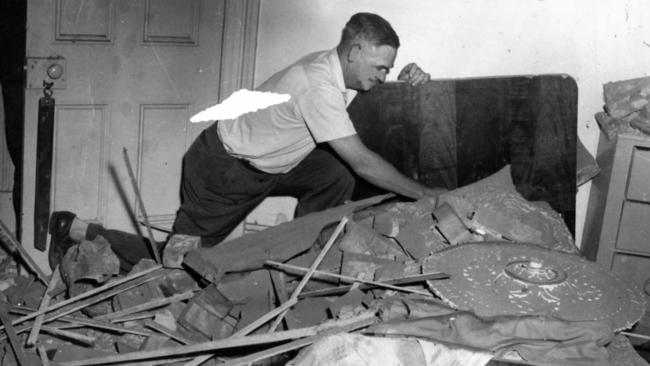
[337,13,400,91]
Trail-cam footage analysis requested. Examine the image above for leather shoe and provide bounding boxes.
[48,211,77,271]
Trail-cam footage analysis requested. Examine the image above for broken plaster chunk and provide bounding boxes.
[113,258,166,313]
[153,309,178,332]
[233,293,274,333]
[285,297,331,328]
[472,203,543,243]
[178,293,237,340]
[595,111,631,139]
[432,203,472,245]
[162,234,201,269]
[116,341,139,354]
[217,269,274,304]
[604,76,650,118]
[157,269,201,296]
[3,276,47,309]
[0,277,15,293]
[373,296,410,322]
[435,195,474,222]
[113,278,164,313]
[473,198,543,244]
[50,344,116,364]
[374,261,421,283]
[355,215,374,231]
[341,252,410,283]
[630,114,650,135]
[328,288,367,319]
[372,212,403,237]
[341,252,379,282]
[140,334,176,350]
[288,246,342,277]
[193,283,233,319]
[338,222,375,256]
[190,89,291,122]
[339,221,406,261]
[212,314,239,340]
[394,214,443,259]
[641,104,650,119]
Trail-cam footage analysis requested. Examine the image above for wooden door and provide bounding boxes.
[23,0,259,272]
[0,83,17,232]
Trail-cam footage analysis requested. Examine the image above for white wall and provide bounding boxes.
[255,0,650,246]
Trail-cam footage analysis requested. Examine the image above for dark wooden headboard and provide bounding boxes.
[346,75,577,233]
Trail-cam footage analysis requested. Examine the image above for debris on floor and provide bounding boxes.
[596,76,650,139]
[0,165,647,366]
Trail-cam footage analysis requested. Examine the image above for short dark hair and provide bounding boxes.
[339,12,400,49]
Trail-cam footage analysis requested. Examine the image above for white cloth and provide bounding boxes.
[287,333,493,366]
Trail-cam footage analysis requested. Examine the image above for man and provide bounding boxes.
[173,12,443,245]
[49,12,445,272]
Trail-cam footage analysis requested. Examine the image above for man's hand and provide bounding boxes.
[398,63,431,86]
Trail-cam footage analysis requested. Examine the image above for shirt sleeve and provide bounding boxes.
[297,84,357,143]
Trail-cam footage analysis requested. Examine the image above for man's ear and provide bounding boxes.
[347,43,361,63]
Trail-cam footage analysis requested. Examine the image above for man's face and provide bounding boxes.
[346,42,397,91]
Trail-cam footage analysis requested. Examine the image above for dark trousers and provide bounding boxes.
[172,123,356,246]
[93,123,355,271]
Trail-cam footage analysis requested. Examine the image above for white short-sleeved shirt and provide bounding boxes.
[217,49,358,174]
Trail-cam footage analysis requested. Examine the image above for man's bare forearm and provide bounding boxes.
[327,134,445,200]
[353,151,431,200]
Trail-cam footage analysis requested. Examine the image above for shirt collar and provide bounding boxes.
[327,49,357,106]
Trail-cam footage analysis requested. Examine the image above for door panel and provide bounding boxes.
[24,0,259,272]
[137,104,191,225]
[51,105,110,221]
[143,0,200,45]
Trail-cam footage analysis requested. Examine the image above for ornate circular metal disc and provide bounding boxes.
[423,242,646,331]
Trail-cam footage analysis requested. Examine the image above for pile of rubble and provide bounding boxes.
[596,76,650,138]
[0,166,647,366]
